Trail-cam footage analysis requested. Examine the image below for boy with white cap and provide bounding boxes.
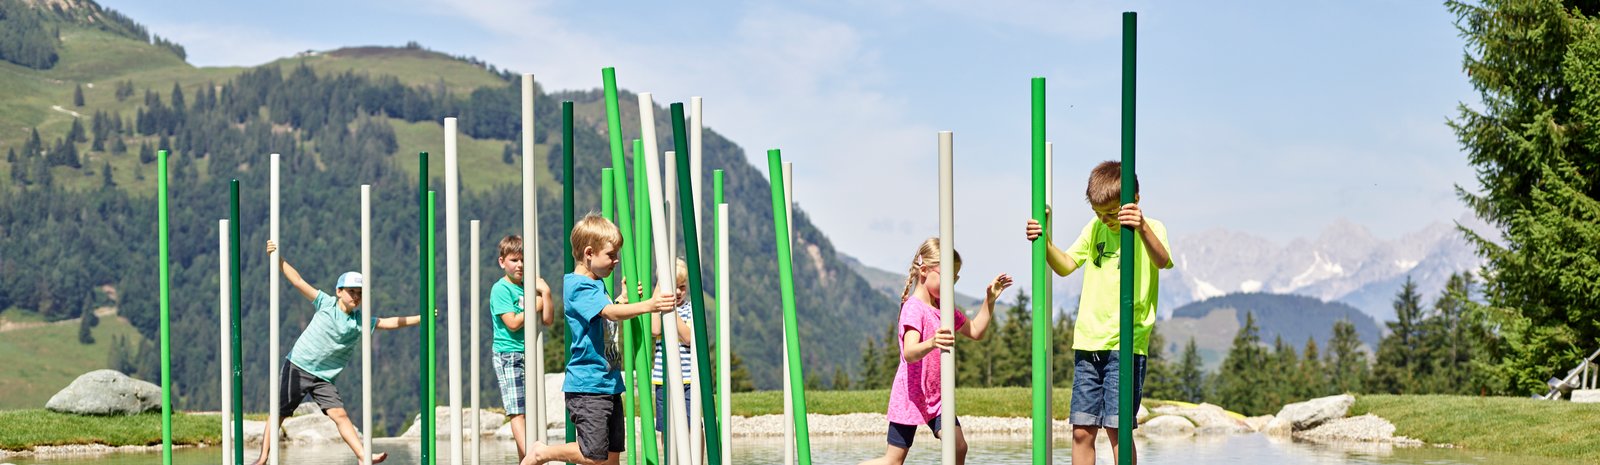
[252,240,428,465]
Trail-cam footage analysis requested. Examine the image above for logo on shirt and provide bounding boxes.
[1093,241,1121,268]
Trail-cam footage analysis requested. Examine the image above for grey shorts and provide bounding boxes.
[567,392,625,461]
[277,360,342,417]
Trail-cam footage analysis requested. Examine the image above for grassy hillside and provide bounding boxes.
[0,307,146,410]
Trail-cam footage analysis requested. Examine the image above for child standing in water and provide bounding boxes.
[859,237,1013,465]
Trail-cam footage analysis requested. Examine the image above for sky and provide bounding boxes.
[105,0,1483,298]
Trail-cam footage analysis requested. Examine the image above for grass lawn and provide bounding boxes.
[0,310,145,410]
[1353,394,1600,462]
[0,410,217,450]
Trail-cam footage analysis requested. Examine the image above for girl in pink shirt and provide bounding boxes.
[859,237,1013,465]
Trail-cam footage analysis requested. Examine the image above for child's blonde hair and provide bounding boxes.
[570,213,623,262]
[675,258,688,286]
[899,237,962,304]
[1086,160,1138,206]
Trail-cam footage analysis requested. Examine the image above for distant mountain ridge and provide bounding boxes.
[1158,292,1382,370]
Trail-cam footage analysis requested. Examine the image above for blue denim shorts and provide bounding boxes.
[1069,350,1146,429]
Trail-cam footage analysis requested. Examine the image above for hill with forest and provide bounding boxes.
[0,0,897,434]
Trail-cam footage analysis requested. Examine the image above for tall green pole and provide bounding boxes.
[562,99,579,448]
[229,179,243,465]
[630,138,660,465]
[1029,77,1050,465]
[766,149,812,465]
[670,103,723,464]
[418,152,431,465]
[710,169,724,393]
[601,67,657,465]
[157,150,171,465]
[605,168,638,465]
[428,190,438,465]
[1117,12,1138,465]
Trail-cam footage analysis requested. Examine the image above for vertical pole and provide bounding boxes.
[418,152,431,465]
[689,97,705,254]
[780,163,796,465]
[938,131,957,465]
[522,74,548,448]
[268,153,280,465]
[765,149,813,465]
[632,139,661,465]
[642,94,691,465]
[605,169,636,465]
[157,149,172,465]
[1029,77,1051,465]
[1118,11,1138,465]
[362,185,374,465]
[715,203,731,465]
[562,99,578,450]
[1043,141,1054,424]
[428,190,438,465]
[470,219,481,465]
[687,97,709,465]
[219,219,232,465]
[671,103,722,465]
[446,117,465,465]
[229,180,244,465]
[602,68,657,465]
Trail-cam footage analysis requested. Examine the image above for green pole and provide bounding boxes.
[605,168,638,465]
[670,103,723,464]
[428,190,438,465]
[562,99,579,448]
[229,179,243,465]
[418,152,431,465]
[157,150,171,465]
[1118,11,1137,465]
[630,138,660,465]
[601,67,657,465]
[766,149,812,465]
[1029,77,1050,465]
[710,169,724,396]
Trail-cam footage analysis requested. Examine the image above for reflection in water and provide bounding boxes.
[6,435,1582,465]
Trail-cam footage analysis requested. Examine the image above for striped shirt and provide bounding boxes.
[652,302,695,385]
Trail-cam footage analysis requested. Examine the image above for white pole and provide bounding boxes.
[641,93,692,465]
[470,220,481,465]
[780,162,796,465]
[690,97,705,250]
[665,150,695,465]
[361,185,373,465]
[268,153,280,465]
[688,97,707,465]
[716,203,731,465]
[521,73,547,447]
[669,149,705,465]
[445,117,464,465]
[219,219,232,465]
[938,131,956,465]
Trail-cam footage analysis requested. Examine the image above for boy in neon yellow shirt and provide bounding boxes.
[1025,161,1172,465]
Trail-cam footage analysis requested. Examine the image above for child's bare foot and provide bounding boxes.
[522,441,549,465]
[371,451,388,463]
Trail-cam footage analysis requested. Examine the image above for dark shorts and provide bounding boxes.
[886,415,960,449]
[567,392,625,461]
[276,360,342,417]
[654,383,693,433]
[1069,350,1146,429]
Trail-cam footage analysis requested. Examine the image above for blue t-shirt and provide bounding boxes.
[562,273,624,394]
[489,277,526,354]
[286,290,376,382]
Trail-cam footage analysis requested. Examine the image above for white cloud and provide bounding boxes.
[141,21,323,67]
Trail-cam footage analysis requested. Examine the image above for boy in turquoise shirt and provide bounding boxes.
[254,241,427,465]
[490,234,553,460]
[525,214,674,465]
[1025,161,1173,465]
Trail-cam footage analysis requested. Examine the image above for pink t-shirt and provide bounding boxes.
[886,295,968,425]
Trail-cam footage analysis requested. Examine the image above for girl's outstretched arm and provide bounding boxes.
[959,273,1013,340]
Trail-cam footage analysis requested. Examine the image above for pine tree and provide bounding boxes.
[5,148,13,163]
[111,136,127,155]
[139,142,155,164]
[1176,337,1205,403]
[1373,277,1425,393]
[73,83,85,107]
[729,352,754,392]
[1051,314,1075,388]
[68,118,86,143]
[831,365,851,390]
[1143,326,1182,401]
[1299,336,1326,399]
[1326,319,1368,394]
[101,161,115,188]
[1215,312,1270,415]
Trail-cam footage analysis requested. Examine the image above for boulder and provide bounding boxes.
[1244,415,1274,433]
[240,420,268,445]
[1150,403,1250,435]
[292,402,321,417]
[282,413,345,444]
[1295,414,1421,446]
[45,370,161,415]
[1140,415,1195,436]
[403,407,509,438]
[1571,389,1600,403]
[1272,394,1354,431]
[1135,404,1149,423]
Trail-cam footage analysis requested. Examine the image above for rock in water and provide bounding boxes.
[1272,394,1354,432]
[1295,414,1421,446]
[45,370,161,415]
[1141,415,1196,436]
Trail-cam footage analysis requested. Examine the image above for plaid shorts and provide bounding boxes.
[494,351,527,415]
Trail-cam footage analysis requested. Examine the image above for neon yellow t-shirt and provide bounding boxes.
[1064,217,1171,354]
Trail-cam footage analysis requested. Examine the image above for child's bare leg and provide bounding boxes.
[1106,427,1135,465]
[325,408,387,463]
[522,441,608,465]
[250,416,283,465]
[509,414,527,458]
[856,444,909,465]
[952,426,969,465]
[1072,425,1098,465]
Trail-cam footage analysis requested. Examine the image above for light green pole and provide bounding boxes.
[765,149,812,465]
[428,190,438,465]
[670,103,723,464]
[605,168,637,465]
[158,150,171,465]
[1117,11,1138,465]
[601,67,658,465]
[1029,77,1050,465]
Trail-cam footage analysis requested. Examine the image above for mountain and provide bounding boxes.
[1157,292,1382,371]
[0,0,894,432]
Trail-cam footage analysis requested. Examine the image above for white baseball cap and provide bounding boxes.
[336,272,364,289]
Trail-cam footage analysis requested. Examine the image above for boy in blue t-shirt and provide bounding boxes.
[253,241,427,465]
[489,234,553,460]
[524,214,674,465]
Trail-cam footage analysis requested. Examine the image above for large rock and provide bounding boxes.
[1271,394,1354,432]
[1295,414,1421,446]
[241,420,267,445]
[402,407,508,438]
[1150,403,1250,435]
[45,370,161,415]
[1140,415,1195,436]
[282,414,345,444]
[1571,389,1600,403]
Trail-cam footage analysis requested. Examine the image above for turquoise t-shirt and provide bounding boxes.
[562,273,624,395]
[490,277,527,354]
[1064,217,1172,355]
[286,290,375,382]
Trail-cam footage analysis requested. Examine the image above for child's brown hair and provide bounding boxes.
[498,235,523,259]
[1086,160,1139,206]
[899,237,961,304]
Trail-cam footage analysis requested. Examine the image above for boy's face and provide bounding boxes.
[1091,194,1138,232]
[336,287,362,312]
[583,242,619,278]
[499,253,524,283]
[675,281,688,307]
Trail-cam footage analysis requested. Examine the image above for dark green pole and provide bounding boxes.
[766,149,812,465]
[157,150,171,464]
[1030,77,1050,465]
[562,99,579,448]
[229,179,243,465]
[418,151,431,465]
[1118,11,1138,465]
[670,103,723,464]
